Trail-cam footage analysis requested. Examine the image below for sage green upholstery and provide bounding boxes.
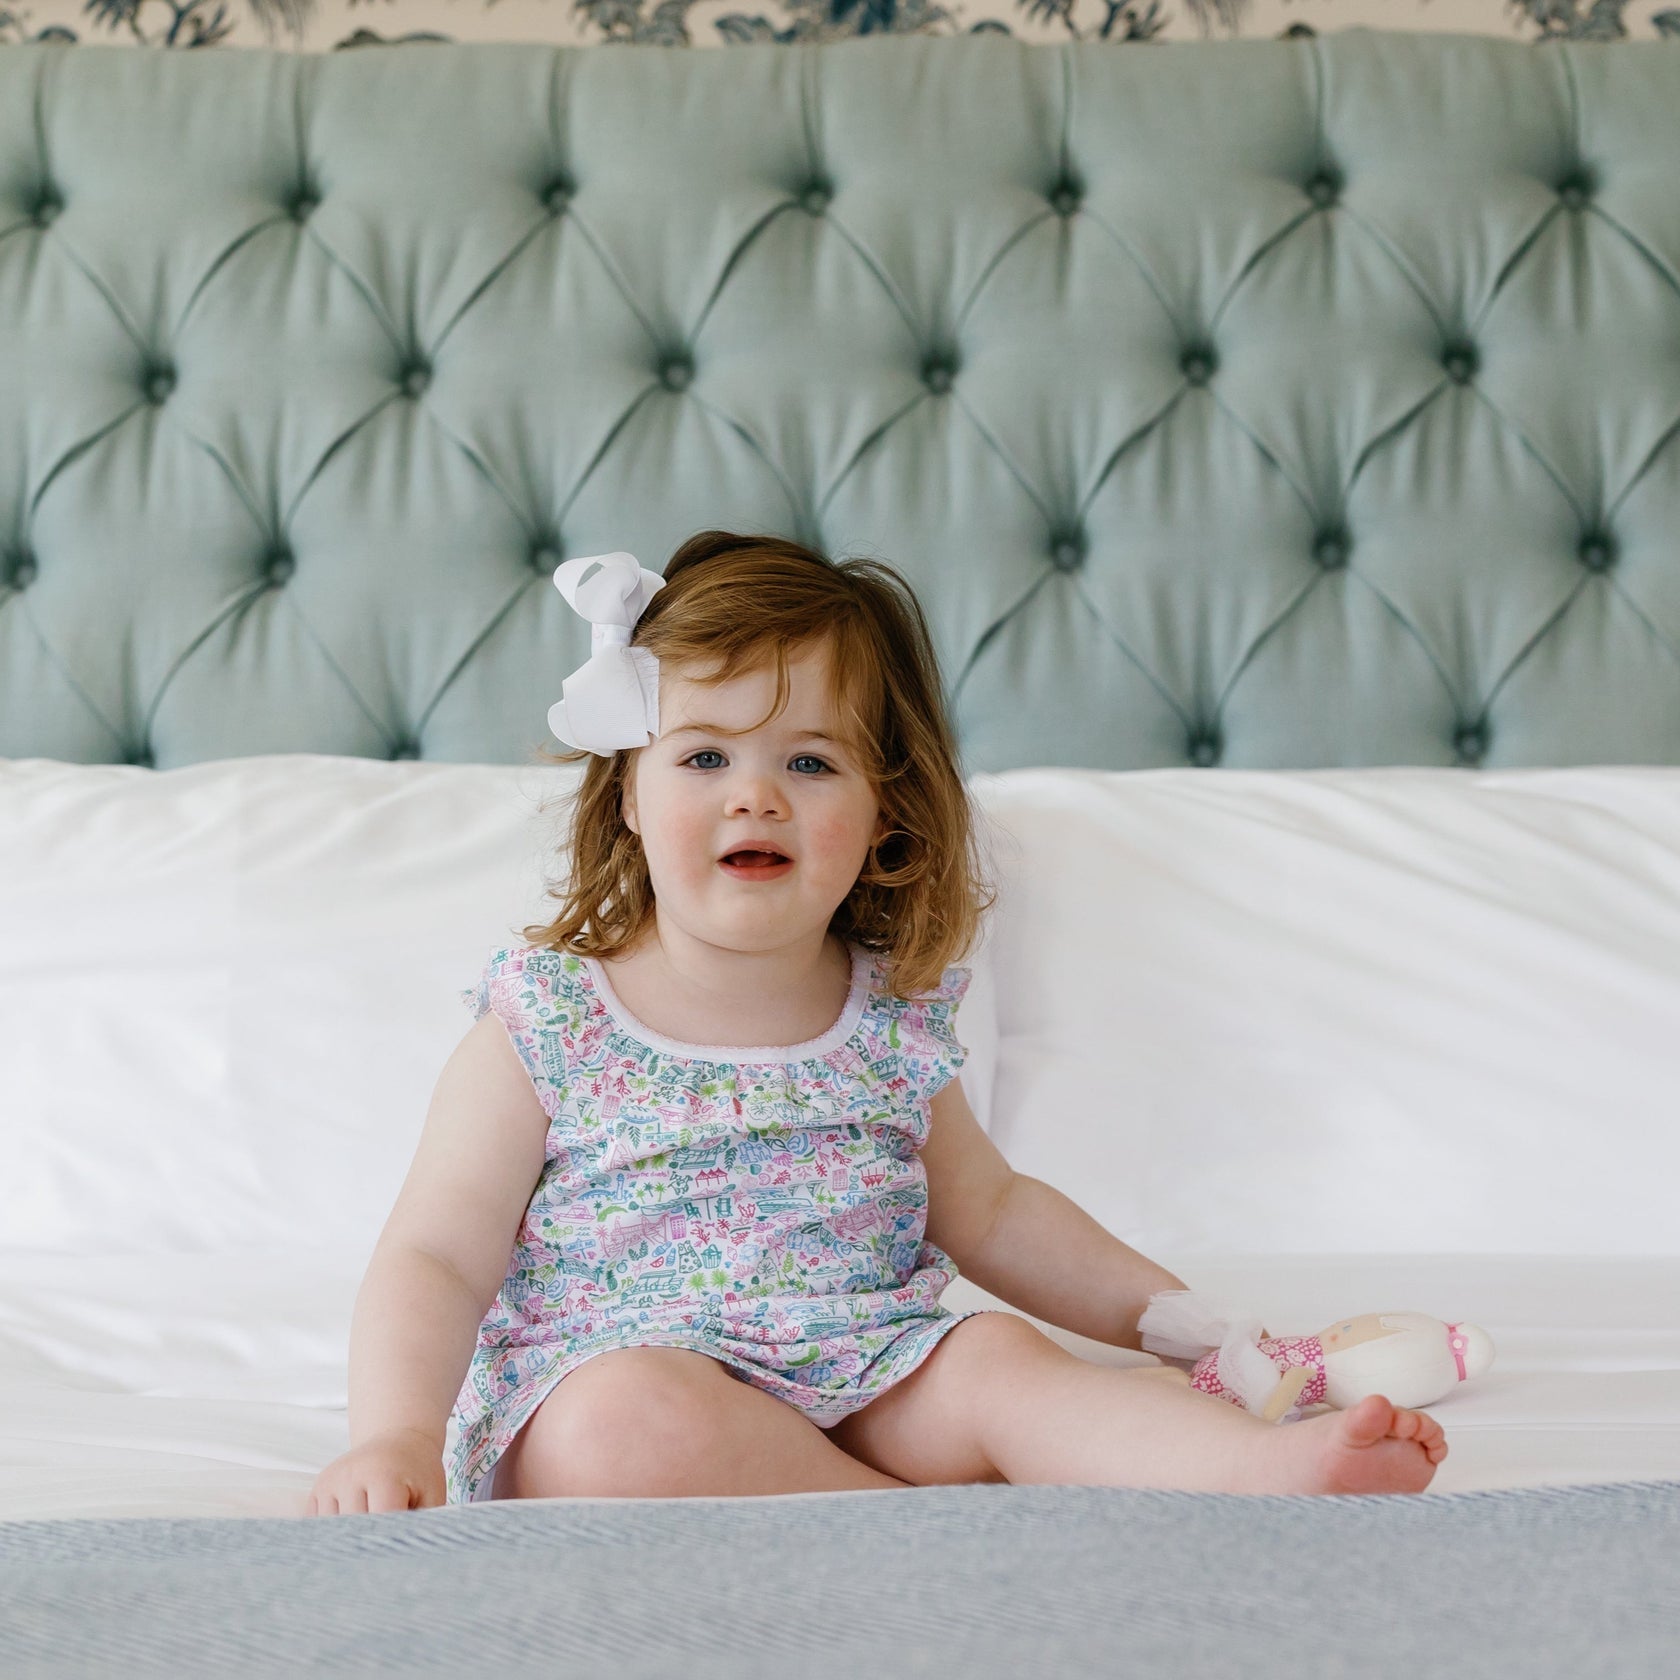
[2,33,1678,772]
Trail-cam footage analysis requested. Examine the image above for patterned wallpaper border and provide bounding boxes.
[5,1,1680,53]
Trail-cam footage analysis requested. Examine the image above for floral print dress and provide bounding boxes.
[442,939,985,1504]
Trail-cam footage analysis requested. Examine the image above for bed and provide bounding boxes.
[2,28,1677,1676]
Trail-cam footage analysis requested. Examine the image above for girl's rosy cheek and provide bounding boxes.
[807,809,868,860]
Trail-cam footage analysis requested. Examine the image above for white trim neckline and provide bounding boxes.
[581,942,873,1064]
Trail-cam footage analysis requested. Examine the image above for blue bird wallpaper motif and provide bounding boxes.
[3,0,1680,54]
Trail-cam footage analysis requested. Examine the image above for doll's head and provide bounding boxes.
[1318,1311,1496,1409]
[524,530,995,997]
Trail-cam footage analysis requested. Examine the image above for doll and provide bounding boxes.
[1137,1289,1495,1424]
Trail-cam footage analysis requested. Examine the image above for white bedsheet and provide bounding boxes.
[2,1253,1673,1522]
[6,759,1678,1520]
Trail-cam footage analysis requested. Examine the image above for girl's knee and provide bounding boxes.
[519,1346,747,1496]
[952,1310,1071,1372]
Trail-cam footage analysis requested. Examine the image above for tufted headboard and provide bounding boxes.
[3,32,1679,773]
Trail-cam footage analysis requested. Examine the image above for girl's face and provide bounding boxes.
[621,641,885,956]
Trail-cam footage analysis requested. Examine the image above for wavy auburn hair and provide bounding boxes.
[520,530,995,999]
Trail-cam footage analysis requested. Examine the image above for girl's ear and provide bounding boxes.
[621,761,640,836]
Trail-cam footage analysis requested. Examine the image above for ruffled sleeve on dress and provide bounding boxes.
[896,963,972,1104]
[459,943,565,1121]
[459,958,495,1022]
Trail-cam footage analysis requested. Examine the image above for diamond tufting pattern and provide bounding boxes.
[2,35,1680,772]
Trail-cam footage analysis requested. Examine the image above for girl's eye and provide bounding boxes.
[679,751,833,775]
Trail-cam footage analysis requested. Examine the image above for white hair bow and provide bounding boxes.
[545,552,666,755]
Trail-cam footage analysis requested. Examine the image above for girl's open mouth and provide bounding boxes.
[718,850,793,881]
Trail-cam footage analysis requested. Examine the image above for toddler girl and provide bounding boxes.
[307,531,1447,1515]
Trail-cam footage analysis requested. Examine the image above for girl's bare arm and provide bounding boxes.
[348,1012,551,1451]
[922,1077,1186,1353]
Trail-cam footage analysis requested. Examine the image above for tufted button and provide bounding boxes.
[32,187,62,228]
[922,353,957,395]
[1303,169,1341,209]
[1578,531,1616,573]
[1454,723,1488,763]
[1555,168,1595,210]
[143,363,176,406]
[1049,532,1085,573]
[531,540,563,573]
[1048,177,1082,216]
[1180,344,1217,386]
[264,546,295,587]
[1442,341,1478,385]
[799,179,832,216]
[541,174,574,215]
[288,186,319,222]
[7,551,36,590]
[1313,529,1351,571]
[391,740,420,761]
[1188,729,1222,768]
[658,354,693,392]
[400,359,431,398]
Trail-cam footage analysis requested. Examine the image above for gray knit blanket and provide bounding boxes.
[3,1479,1676,1678]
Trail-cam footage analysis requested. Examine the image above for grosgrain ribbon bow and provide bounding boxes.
[546,552,666,755]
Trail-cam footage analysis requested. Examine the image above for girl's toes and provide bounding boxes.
[1369,1403,1450,1471]
[1314,1396,1440,1494]
[1340,1393,1397,1448]
[1392,1406,1425,1440]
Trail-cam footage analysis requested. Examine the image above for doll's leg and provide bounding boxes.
[833,1314,1444,1497]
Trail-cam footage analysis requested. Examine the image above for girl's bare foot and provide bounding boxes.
[1273,1393,1448,1494]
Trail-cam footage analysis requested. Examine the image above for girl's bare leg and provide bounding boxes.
[495,1345,911,1499]
[977,1337,1446,1495]
[830,1316,1446,1496]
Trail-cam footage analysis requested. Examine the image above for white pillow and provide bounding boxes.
[0,755,569,1257]
[0,754,1000,1261]
[968,766,1680,1261]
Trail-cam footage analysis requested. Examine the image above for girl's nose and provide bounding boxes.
[727,770,787,817]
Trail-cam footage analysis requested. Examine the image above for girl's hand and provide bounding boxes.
[305,1427,446,1515]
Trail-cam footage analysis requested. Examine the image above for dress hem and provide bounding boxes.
[450,1308,994,1505]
